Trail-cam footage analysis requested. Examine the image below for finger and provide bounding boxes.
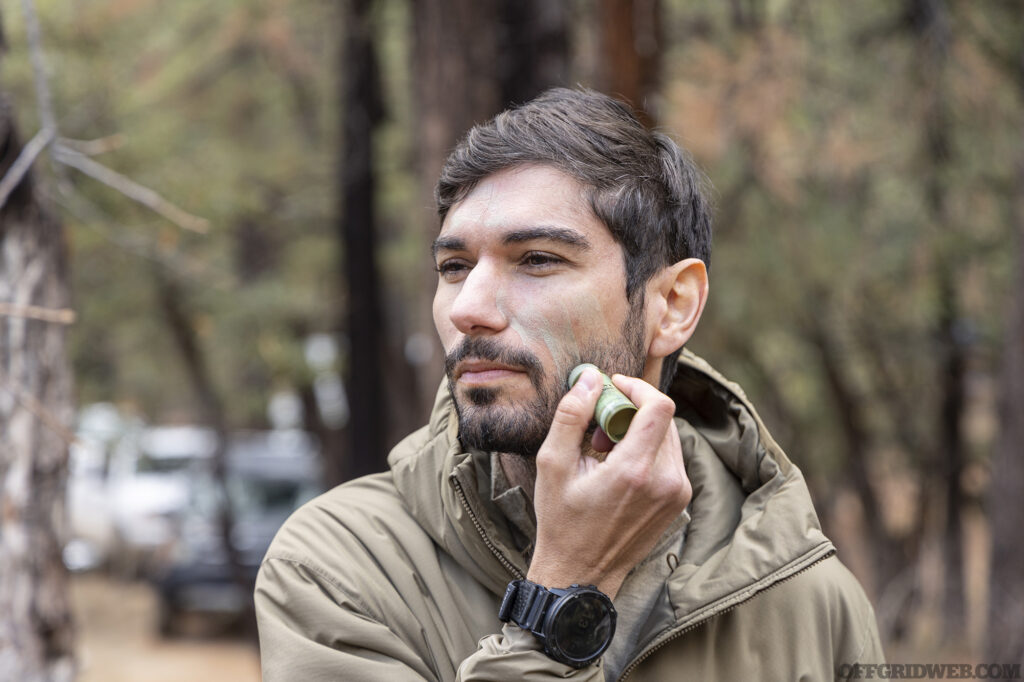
[653,412,685,474]
[604,374,677,466]
[608,373,670,409]
[591,427,615,453]
[655,417,692,504]
[537,367,602,473]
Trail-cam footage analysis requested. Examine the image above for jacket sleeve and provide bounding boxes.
[256,556,606,682]
[256,556,438,681]
[828,559,886,680]
[457,625,605,680]
[836,590,885,680]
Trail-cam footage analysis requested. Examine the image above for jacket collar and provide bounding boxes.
[388,351,834,608]
[660,351,834,623]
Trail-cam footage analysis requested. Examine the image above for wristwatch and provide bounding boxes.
[498,579,616,668]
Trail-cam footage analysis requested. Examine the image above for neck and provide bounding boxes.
[499,453,537,500]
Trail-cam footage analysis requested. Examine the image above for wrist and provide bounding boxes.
[526,564,623,601]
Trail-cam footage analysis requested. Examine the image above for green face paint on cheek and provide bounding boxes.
[497,288,621,385]
[558,293,616,342]
[496,291,578,382]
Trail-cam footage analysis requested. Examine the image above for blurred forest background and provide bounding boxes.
[1,0,1023,679]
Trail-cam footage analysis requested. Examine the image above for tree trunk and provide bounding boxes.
[936,265,967,638]
[0,99,76,681]
[595,0,662,125]
[804,307,907,598]
[986,49,1024,668]
[413,0,570,193]
[339,0,387,482]
[497,0,569,106]
[153,272,249,622]
[907,0,968,638]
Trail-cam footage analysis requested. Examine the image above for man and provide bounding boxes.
[255,88,883,680]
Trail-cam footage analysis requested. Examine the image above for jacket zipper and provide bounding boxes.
[616,547,837,681]
[450,475,524,580]
[453,468,835,679]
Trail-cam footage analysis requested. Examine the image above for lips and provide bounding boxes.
[444,338,543,389]
[456,359,526,384]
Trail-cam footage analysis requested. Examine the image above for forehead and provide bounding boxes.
[439,165,613,247]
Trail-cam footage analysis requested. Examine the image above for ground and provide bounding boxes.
[72,573,261,682]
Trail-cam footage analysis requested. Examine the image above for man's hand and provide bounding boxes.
[526,367,692,600]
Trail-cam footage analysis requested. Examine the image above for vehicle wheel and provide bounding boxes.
[158,597,180,638]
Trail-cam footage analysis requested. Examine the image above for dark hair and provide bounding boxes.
[435,87,713,390]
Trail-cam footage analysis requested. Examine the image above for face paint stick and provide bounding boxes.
[567,363,637,442]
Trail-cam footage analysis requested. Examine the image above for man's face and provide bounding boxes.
[432,165,650,457]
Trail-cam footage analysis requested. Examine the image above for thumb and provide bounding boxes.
[537,367,601,473]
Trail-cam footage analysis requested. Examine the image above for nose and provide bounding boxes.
[447,261,508,335]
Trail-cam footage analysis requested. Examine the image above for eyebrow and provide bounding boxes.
[431,226,591,259]
[431,235,466,260]
[501,226,591,251]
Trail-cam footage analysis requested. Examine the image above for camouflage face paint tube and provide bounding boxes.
[567,363,637,442]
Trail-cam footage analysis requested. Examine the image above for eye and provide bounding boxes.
[519,251,564,271]
[435,259,470,281]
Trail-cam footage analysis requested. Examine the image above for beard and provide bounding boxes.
[446,301,647,457]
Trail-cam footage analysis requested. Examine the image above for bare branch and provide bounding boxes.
[17,0,209,237]
[53,145,210,233]
[0,125,55,210]
[0,365,77,446]
[0,302,76,324]
[57,134,126,157]
[20,0,57,134]
[48,185,228,287]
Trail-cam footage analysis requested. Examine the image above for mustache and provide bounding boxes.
[444,337,544,383]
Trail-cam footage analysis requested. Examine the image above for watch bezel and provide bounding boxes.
[540,585,616,668]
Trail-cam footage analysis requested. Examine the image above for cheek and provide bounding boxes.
[524,287,620,352]
[566,290,619,341]
[501,288,615,381]
[496,291,561,359]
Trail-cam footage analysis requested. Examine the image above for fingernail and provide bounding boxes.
[578,368,599,392]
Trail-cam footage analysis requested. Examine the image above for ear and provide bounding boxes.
[647,258,709,360]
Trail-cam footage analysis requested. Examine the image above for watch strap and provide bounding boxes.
[499,580,558,632]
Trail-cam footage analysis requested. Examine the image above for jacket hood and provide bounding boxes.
[387,350,834,615]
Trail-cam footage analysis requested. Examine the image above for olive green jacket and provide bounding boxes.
[255,350,883,680]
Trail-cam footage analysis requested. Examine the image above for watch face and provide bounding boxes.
[548,592,614,663]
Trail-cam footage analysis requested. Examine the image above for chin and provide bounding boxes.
[459,381,539,409]
[457,414,546,457]
[453,394,552,457]
[462,385,501,406]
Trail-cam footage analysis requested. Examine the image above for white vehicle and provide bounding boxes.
[153,429,322,636]
[65,403,134,571]
[105,425,217,576]
[66,414,321,582]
